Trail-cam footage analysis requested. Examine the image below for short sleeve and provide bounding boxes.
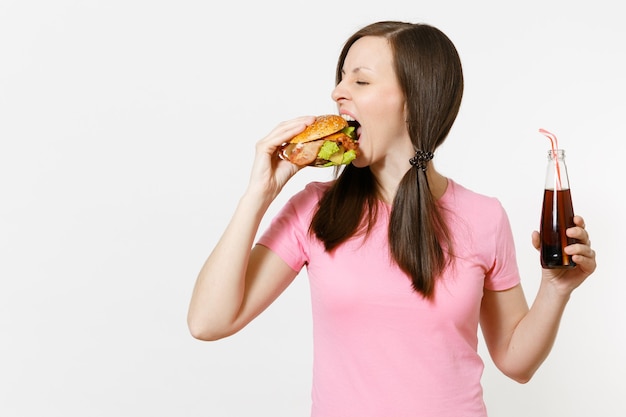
[484,204,521,291]
[257,182,326,272]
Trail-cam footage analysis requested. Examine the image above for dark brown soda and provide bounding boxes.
[540,188,576,268]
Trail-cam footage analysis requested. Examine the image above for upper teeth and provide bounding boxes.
[341,114,356,122]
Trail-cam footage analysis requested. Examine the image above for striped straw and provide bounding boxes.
[538,128,562,190]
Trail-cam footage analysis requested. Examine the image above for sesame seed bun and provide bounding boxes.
[289,115,348,144]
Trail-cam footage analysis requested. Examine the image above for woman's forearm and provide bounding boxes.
[502,281,571,383]
[187,190,272,340]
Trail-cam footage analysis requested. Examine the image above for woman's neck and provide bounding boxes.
[427,167,448,199]
[372,163,448,204]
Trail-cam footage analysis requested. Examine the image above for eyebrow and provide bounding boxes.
[341,66,373,75]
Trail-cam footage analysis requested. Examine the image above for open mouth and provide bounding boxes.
[341,114,361,140]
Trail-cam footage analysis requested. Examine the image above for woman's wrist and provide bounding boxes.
[539,274,573,303]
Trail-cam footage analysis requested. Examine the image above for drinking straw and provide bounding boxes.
[539,128,562,190]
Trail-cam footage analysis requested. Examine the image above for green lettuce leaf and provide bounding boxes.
[341,126,356,139]
[317,141,341,160]
[341,149,357,164]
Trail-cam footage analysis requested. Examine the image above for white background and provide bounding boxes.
[1,1,624,416]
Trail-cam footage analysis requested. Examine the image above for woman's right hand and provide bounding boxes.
[246,115,316,201]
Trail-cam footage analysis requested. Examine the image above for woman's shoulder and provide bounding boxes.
[444,179,504,212]
[304,180,334,194]
[443,179,513,240]
[287,180,334,209]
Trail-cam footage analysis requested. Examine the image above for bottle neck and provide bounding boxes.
[545,148,569,190]
[548,149,566,161]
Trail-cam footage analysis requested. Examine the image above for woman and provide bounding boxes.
[187,21,596,416]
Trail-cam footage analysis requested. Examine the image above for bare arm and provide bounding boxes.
[480,215,596,383]
[187,116,315,341]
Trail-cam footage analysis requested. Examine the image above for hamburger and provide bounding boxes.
[279,114,359,167]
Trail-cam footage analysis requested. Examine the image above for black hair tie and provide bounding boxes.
[409,150,434,171]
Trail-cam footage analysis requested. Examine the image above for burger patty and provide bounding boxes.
[284,140,325,166]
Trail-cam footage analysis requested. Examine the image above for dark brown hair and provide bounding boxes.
[310,21,464,298]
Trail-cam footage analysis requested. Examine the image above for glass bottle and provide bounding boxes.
[540,149,576,269]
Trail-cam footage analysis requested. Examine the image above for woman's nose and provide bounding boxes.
[331,81,347,103]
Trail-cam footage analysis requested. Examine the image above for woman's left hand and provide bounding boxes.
[532,215,597,294]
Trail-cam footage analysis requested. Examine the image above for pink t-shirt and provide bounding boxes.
[257,179,520,417]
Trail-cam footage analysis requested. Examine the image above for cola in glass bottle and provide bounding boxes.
[540,149,576,269]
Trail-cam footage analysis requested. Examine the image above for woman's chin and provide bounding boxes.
[350,158,369,169]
